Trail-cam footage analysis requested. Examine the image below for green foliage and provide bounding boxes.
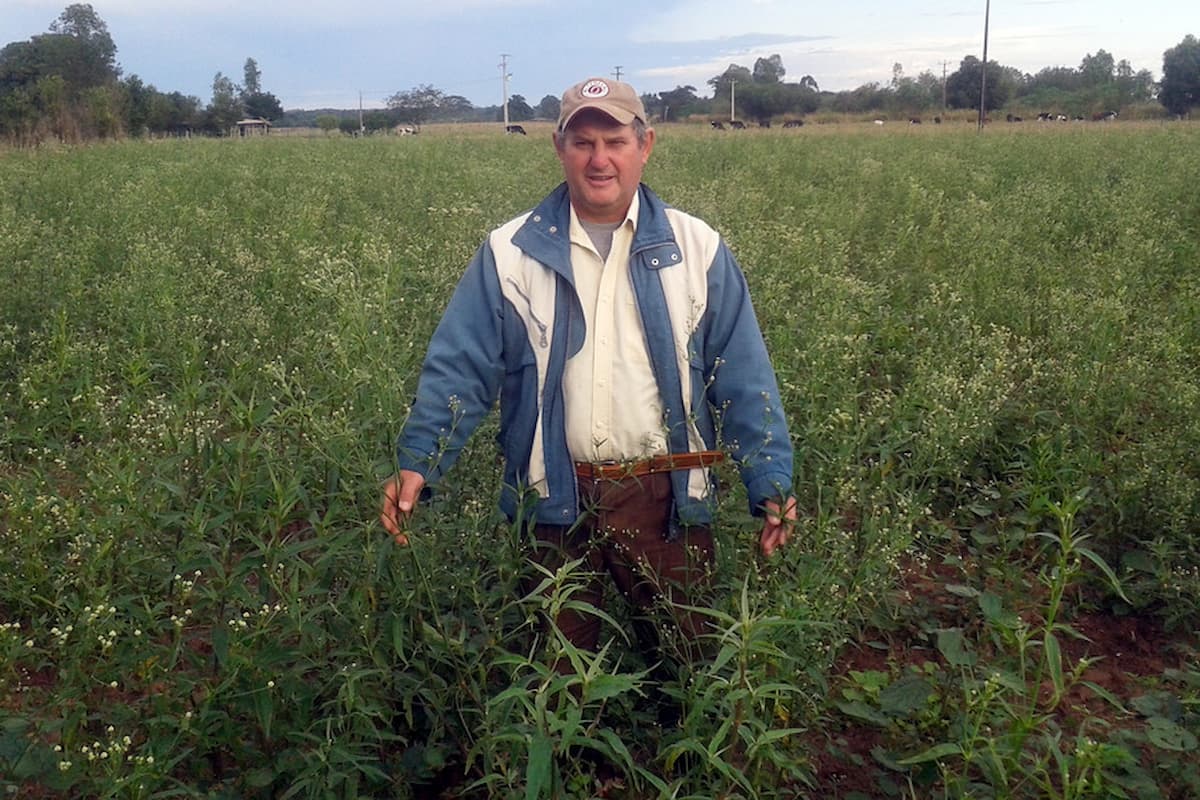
[946,56,1012,111]
[1160,34,1200,116]
[0,125,1198,797]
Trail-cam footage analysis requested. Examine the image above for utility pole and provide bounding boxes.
[358,91,364,134]
[730,79,736,121]
[613,66,623,81]
[940,60,951,111]
[500,54,511,129]
[978,0,990,131]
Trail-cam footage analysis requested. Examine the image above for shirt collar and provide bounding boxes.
[568,191,640,247]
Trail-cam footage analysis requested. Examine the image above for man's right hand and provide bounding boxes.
[380,469,426,546]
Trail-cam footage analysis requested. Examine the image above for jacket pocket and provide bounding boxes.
[498,347,538,470]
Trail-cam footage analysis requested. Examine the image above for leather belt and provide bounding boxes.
[573,450,726,481]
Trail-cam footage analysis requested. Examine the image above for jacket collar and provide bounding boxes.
[510,183,678,279]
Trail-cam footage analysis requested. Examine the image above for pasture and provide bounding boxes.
[1,121,1198,798]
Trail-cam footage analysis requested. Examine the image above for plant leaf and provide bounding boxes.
[936,628,976,666]
[1146,717,1198,751]
[1077,546,1131,603]
[978,591,1003,621]
[879,675,933,715]
[1044,631,1064,700]
[525,734,553,800]
[897,742,962,765]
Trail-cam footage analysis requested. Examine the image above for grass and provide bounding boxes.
[1,121,1198,798]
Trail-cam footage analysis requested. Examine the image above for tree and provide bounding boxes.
[708,63,753,116]
[654,85,702,121]
[243,91,282,120]
[0,4,123,141]
[945,55,1012,111]
[38,74,71,139]
[1160,34,1200,117]
[237,57,282,121]
[429,94,474,122]
[831,82,887,113]
[752,54,785,84]
[1024,65,1082,94]
[1079,49,1115,86]
[363,109,396,132]
[50,3,117,79]
[242,58,261,96]
[738,81,818,124]
[82,82,122,137]
[315,114,338,134]
[122,73,152,135]
[387,84,443,128]
[208,71,241,132]
[534,93,560,121]
[504,93,533,122]
[1115,60,1155,104]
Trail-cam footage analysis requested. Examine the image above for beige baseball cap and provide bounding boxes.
[558,77,646,130]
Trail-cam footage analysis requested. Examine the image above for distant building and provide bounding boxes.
[236,118,271,136]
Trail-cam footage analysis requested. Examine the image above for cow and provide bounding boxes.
[729,120,746,129]
[505,124,527,135]
[710,120,725,130]
[873,119,885,126]
[1092,110,1118,122]
[759,120,771,128]
[782,119,804,128]
[1037,112,1053,122]
[395,124,418,136]
[1005,113,1023,122]
[909,117,922,125]
[933,116,942,124]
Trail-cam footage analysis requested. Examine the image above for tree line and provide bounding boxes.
[641,45,1198,125]
[3,5,1198,144]
[0,4,282,144]
[285,40,1200,132]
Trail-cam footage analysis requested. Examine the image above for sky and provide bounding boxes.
[3,1,1195,111]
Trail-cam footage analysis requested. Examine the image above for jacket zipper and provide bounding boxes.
[505,277,548,348]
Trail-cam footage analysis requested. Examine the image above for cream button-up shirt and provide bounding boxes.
[563,192,669,463]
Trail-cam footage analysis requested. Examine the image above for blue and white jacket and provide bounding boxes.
[396,182,792,529]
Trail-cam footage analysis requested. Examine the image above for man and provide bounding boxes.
[380,76,795,668]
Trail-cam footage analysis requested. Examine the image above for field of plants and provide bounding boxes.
[2,120,1198,799]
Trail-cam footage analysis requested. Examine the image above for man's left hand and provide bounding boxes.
[759,496,797,557]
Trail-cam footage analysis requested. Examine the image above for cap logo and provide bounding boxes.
[581,80,610,98]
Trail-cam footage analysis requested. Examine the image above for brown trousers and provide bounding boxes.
[524,471,716,673]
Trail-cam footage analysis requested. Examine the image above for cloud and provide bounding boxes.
[9,0,548,27]
[631,0,812,45]
[636,32,828,49]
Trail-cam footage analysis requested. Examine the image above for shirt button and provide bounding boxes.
[549,226,558,233]
[533,215,542,222]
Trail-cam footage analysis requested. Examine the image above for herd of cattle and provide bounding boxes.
[1006,110,1120,123]
[711,119,805,129]
[491,112,1123,136]
[706,109,1120,129]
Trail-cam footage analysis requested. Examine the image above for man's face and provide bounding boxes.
[554,110,655,224]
